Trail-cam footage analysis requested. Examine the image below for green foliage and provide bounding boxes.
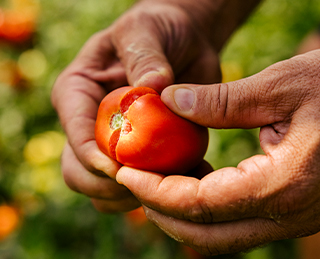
[222,0,320,76]
[0,0,319,258]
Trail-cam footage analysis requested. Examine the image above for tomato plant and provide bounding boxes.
[95,86,209,175]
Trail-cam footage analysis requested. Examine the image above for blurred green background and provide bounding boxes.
[0,0,319,258]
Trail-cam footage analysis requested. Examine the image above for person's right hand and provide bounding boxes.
[116,49,320,255]
[51,0,227,213]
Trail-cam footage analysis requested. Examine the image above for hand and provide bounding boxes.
[51,0,226,213]
[52,31,139,213]
[116,50,320,255]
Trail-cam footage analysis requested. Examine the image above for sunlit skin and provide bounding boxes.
[52,0,225,214]
[117,51,320,255]
[51,0,320,256]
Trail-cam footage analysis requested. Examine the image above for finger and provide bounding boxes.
[116,157,273,223]
[67,30,128,89]
[144,207,303,256]
[111,5,178,92]
[117,110,320,224]
[52,33,125,176]
[117,147,312,224]
[53,79,105,175]
[161,54,313,128]
[62,143,132,201]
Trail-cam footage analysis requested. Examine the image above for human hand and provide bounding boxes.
[51,31,140,212]
[51,0,228,213]
[116,50,320,254]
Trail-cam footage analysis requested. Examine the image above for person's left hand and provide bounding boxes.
[51,0,221,213]
[116,50,320,255]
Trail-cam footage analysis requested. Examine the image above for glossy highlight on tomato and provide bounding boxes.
[95,86,209,175]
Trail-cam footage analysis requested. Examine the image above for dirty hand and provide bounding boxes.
[117,50,320,254]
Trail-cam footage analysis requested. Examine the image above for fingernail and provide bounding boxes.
[134,68,173,92]
[174,88,195,111]
[134,71,158,86]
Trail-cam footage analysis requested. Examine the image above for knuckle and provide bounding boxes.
[189,202,213,223]
[213,83,229,127]
[126,48,163,74]
[186,188,215,223]
[193,83,230,128]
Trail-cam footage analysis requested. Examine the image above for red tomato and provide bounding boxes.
[0,204,20,240]
[95,86,209,175]
[0,9,35,43]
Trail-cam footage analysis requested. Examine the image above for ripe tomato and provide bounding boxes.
[95,86,209,175]
[0,204,20,240]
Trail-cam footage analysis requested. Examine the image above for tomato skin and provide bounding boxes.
[95,86,209,175]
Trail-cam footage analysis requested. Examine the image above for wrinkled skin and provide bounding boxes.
[52,1,221,213]
[52,0,320,256]
[117,50,320,255]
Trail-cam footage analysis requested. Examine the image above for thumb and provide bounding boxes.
[161,63,296,129]
[111,6,175,93]
[125,41,175,92]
